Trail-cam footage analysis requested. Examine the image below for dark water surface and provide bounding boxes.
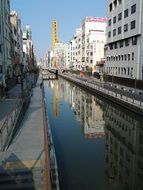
[44,78,143,190]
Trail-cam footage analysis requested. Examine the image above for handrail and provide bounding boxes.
[0,88,31,151]
[42,86,52,190]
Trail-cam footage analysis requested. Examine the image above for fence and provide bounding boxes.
[0,89,31,151]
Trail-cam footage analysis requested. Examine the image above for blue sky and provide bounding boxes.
[11,0,107,59]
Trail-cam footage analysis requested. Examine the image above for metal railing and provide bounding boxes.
[0,97,22,151]
[61,74,143,110]
[0,88,31,151]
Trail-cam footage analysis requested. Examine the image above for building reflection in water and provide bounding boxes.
[47,78,143,190]
[54,78,105,139]
[104,102,143,190]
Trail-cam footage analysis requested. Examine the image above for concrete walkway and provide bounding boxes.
[0,79,45,189]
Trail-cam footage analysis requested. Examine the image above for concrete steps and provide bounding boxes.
[0,168,44,190]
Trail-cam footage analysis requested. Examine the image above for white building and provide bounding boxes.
[23,24,33,72]
[105,0,143,82]
[86,30,106,76]
[52,42,70,70]
[82,17,107,72]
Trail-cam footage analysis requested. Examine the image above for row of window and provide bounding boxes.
[108,36,137,50]
[108,20,136,38]
[109,0,122,12]
[106,52,135,62]
[108,4,136,25]
[106,66,133,76]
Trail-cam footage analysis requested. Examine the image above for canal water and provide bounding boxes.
[44,77,143,190]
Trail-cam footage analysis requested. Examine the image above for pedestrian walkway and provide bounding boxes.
[0,79,47,189]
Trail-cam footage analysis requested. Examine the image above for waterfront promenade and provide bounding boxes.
[60,72,143,116]
[0,79,51,189]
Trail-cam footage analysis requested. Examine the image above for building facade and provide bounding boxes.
[105,0,143,82]
[0,0,11,87]
[82,17,107,72]
[10,11,23,77]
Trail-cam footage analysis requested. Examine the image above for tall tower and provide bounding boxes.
[52,20,58,48]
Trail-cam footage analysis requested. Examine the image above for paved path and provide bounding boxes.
[0,78,46,188]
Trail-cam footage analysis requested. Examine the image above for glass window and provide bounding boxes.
[119,40,124,48]
[113,16,116,24]
[125,39,130,46]
[118,13,122,21]
[118,26,122,34]
[124,9,128,18]
[108,19,111,26]
[109,3,112,12]
[131,20,136,30]
[124,24,128,32]
[131,4,136,14]
[108,31,111,38]
[113,29,116,36]
[132,36,137,45]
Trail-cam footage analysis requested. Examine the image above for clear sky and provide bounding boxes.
[10,0,107,59]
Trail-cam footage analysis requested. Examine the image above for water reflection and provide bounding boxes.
[45,78,143,190]
[104,102,143,190]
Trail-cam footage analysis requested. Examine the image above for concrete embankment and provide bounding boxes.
[60,74,143,116]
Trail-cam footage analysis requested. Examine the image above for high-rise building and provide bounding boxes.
[105,0,143,83]
[52,20,58,48]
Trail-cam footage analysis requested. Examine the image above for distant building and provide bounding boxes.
[105,0,143,83]
[82,17,107,72]
[23,24,34,72]
[10,11,23,77]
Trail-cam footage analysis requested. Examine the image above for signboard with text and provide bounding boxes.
[85,17,107,23]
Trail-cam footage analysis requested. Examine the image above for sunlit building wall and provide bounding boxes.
[82,17,107,71]
[10,11,23,76]
[105,0,143,81]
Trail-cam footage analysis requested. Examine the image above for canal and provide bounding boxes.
[44,77,143,190]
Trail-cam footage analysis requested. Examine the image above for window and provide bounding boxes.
[124,24,128,32]
[118,13,122,21]
[108,31,111,38]
[109,3,112,12]
[108,19,111,26]
[131,20,136,30]
[125,39,130,46]
[125,54,127,61]
[114,0,117,8]
[132,36,137,45]
[124,9,128,18]
[118,26,122,34]
[119,40,124,48]
[115,42,118,49]
[131,4,136,14]
[132,52,134,60]
[128,54,130,61]
[118,0,122,5]
[113,16,116,24]
[109,43,113,50]
[113,29,116,36]
[0,65,2,73]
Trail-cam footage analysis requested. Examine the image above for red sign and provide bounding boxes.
[85,17,107,23]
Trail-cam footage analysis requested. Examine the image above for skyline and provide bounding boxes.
[10,0,107,59]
